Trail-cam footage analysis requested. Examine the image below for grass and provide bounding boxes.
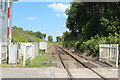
[12,31,33,42]
[12,27,47,42]
[1,51,51,67]
[1,42,51,67]
[0,57,23,67]
[25,50,51,67]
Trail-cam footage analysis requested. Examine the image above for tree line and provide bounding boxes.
[12,26,46,40]
[57,2,120,57]
[12,26,55,42]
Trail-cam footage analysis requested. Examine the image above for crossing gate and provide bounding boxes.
[0,42,8,64]
[99,44,119,68]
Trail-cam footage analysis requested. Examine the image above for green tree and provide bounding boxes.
[56,36,62,42]
[48,36,53,42]
[25,30,34,36]
[43,34,46,40]
[60,2,120,57]
[34,31,43,39]
[65,2,120,39]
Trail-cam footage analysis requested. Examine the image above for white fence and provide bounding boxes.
[0,42,39,65]
[18,43,38,66]
[99,44,119,68]
[0,42,8,64]
[39,42,47,50]
[9,44,18,64]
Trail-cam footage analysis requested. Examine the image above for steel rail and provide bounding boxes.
[58,46,106,80]
[54,46,74,80]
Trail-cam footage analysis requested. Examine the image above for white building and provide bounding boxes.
[0,0,8,42]
[0,0,17,43]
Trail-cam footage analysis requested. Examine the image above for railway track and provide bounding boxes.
[53,44,108,80]
[57,51,73,80]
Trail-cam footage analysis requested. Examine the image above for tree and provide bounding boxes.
[43,34,46,40]
[12,26,17,29]
[25,30,34,36]
[34,31,43,39]
[60,2,120,56]
[65,2,120,40]
[48,36,53,42]
[56,36,62,42]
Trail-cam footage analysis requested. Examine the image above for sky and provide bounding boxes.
[12,2,71,41]
[18,0,72,2]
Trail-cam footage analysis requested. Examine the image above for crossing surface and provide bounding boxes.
[1,67,118,79]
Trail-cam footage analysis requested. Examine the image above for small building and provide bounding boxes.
[0,0,8,42]
[0,0,18,43]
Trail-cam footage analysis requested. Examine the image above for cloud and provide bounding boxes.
[56,14,61,17]
[25,17,37,20]
[48,3,70,12]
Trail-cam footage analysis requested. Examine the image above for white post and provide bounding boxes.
[0,43,2,64]
[23,46,26,66]
[99,44,101,61]
[116,44,119,68]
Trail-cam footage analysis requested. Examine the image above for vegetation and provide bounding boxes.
[59,2,120,57]
[0,56,23,67]
[56,36,62,42]
[12,26,46,42]
[43,34,46,40]
[34,31,46,40]
[25,50,51,67]
[48,36,53,42]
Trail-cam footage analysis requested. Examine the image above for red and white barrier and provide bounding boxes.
[7,0,11,44]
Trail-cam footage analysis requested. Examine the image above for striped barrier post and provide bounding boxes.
[7,0,11,44]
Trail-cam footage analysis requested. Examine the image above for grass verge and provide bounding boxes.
[25,50,51,67]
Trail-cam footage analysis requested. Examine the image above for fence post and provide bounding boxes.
[8,44,17,64]
[0,43,1,64]
[107,44,110,60]
[109,44,112,60]
[23,45,26,66]
[99,44,101,61]
[116,44,119,68]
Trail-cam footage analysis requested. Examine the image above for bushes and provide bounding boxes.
[81,37,99,56]
[59,13,120,57]
[62,32,119,57]
[80,33,120,57]
[61,32,119,57]
[107,33,120,44]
